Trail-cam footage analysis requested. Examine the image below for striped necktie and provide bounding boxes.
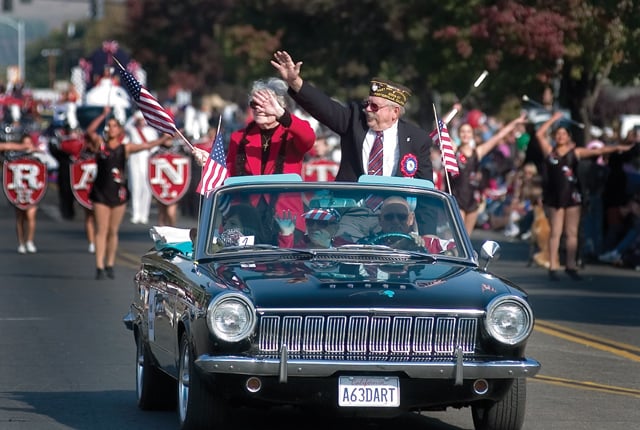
[364,131,385,211]
[367,131,384,175]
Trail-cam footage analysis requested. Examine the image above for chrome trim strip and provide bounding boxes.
[256,307,485,316]
[195,356,541,379]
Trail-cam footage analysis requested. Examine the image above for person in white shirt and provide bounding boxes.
[125,110,158,224]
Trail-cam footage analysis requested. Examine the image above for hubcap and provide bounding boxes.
[136,340,144,401]
[178,343,190,423]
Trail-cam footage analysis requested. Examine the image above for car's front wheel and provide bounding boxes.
[178,333,227,429]
[471,378,526,430]
[136,334,176,410]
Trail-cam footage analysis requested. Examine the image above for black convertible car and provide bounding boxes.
[124,174,540,430]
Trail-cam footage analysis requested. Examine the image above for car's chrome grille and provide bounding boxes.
[257,314,478,359]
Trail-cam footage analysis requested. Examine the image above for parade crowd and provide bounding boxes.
[1,49,639,280]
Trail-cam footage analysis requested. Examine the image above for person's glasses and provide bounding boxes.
[364,100,393,113]
[249,100,259,109]
[383,212,408,222]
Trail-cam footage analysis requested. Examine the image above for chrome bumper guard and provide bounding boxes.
[123,310,135,331]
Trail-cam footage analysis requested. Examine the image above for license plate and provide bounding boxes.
[338,376,400,407]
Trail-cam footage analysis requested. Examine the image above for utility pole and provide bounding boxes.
[0,16,26,83]
[90,0,104,20]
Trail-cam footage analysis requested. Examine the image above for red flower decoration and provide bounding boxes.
[400,153,418,177]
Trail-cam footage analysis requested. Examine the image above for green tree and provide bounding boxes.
[124,0,235,97]
[434,0,640,140]
[119,0,639,136]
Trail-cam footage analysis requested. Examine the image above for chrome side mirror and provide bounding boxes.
[479,240,501,270]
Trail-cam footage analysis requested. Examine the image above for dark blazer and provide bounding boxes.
[290,81,433,182]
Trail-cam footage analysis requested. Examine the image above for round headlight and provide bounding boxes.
[206,293,256,342]
[485,296,534,345]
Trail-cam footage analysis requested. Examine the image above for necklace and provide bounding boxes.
[261,131,275,151]
[262,135,271,151]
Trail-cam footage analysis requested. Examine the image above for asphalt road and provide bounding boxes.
[0,187,638,429]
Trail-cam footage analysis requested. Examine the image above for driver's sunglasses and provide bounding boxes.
[364,100,393,113]
[383,212,409,222]
[306,219,333,227]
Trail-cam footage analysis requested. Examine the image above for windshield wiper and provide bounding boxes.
[335,244,395,251]
[214,245,315,258]
[218,244,280,252]
[333,244,436,262]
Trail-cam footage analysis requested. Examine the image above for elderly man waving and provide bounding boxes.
[271,50,433,183]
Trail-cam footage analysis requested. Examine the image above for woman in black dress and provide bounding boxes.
[536,111,634,280]
[86,106,172,279]
[451,113,526,235]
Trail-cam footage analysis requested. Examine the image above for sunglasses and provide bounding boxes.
[306,219,334,227]
[382,212,409,222]
[364,100,393,113]
[249,100,259,109]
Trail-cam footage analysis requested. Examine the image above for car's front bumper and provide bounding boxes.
[195,353,540,383]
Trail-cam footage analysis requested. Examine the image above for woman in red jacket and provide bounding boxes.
[193,78,316,243]
[227,77,316,178]
[228,77,316,241]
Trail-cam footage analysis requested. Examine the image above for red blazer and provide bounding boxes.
[227,113,316,232]
[227,113,315,177]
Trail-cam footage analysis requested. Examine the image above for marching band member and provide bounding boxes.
[46,91,79,220]
[451,113,527,236]
[0,135,42,254]
[85,106,173,280]
[536,111,635,281]
[124,110,157,224]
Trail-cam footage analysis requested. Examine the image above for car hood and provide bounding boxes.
[207,259,522,310]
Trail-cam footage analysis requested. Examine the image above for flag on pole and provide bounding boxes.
[117,66,176,136]
[429,120,459,177]
[196,128,228,196]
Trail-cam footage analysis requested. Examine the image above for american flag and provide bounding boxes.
[196,129,228,196]
[118,67,176,136]
[429,120,459,177]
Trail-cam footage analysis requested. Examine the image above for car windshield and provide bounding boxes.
[203,179,468,259]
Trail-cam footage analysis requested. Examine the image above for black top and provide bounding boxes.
[542,148,581,208]
[451,151,481,212]
[89,144,129,207]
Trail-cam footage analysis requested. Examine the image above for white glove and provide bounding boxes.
[275,210,296,236]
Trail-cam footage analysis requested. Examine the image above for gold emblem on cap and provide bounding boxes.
[369,78,411,106]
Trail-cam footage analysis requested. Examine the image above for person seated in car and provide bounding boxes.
[369,196,456,253]
[369,196,421,249]
[218,203,269,246]
[276,208,350,248]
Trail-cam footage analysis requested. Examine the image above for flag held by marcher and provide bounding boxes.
[117,65,176,136]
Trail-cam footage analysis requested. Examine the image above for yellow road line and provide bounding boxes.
[535,320,640,362]
[533,375,640,398]
[534,320,640,398]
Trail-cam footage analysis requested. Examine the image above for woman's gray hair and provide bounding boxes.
[249,77,289,109]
